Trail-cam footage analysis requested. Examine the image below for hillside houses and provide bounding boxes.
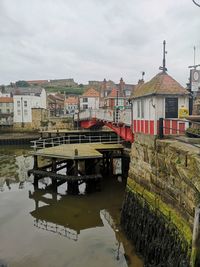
[0,77,135,129]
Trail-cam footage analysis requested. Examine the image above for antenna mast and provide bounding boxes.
[159,40,168,73]
[188,46,200,69]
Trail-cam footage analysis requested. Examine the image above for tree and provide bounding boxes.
[15,80,29,87]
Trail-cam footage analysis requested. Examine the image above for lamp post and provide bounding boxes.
[21,97,24,128]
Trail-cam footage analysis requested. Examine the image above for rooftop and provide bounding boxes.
[65,96,78,105]
[0,97,13,103]
[82,88,100,97]
[131,72,189,99]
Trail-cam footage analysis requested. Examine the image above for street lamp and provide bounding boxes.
[192,0,200,7]
[21,97,24,128]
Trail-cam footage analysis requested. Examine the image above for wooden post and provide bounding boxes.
[67,160,79,195]
[158,118,164,139]
[33,155,39,187]
[33,155,38,169]
[191,204,200,267]
[51,158,57,191]
[106,152,110,174]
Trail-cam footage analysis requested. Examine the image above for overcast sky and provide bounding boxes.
[0,0,200,86]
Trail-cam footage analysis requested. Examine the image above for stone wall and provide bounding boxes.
[121,133,200,266]
[129,134,200,226]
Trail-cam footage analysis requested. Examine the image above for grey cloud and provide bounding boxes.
[0,0,200,85]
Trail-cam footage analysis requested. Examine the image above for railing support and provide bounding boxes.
[158,118,164,139]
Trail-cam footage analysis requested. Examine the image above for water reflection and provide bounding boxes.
[28,178,141,266]
[0,146,143,267]
[0,153,33,191]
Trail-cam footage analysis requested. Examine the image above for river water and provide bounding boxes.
[0,146,143,267]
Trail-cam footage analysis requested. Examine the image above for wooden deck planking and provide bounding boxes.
[31,143,123,160]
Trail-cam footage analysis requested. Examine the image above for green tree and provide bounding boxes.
[16,80,29,87]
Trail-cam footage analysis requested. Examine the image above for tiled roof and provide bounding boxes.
[108,88,117,98]
[132,72,189,98]
[107,88,125,98]
[48,94,64,102]
[13,87,44,96]
[82,88,100,97]
[0,97,13,103]
[65,96,78,105]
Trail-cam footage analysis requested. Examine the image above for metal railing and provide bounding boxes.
[31,134,122,150]
[76,108,132,125]
[158,117,200,148]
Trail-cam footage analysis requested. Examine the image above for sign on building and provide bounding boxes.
[190,69,200,92]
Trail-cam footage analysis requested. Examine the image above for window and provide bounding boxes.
[141,100,144,118]
[24,101,28,107]
[165,98,178,118]
[82,98,88,102]
[17,101,20,107]
[17,110,21,116]
[83,104,88,109]
[24,109,28,116]
[7,109,10,113]
[137,101,141,117]
[0,109,1,113]
[6,103,9,107]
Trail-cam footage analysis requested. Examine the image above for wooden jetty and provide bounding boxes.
[28,143,124,194]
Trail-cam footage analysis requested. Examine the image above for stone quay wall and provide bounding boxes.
[121,133,200,266]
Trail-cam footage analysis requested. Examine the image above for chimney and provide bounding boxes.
[119,77,125,97]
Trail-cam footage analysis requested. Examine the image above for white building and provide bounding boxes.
[64,96,78,114]
[130,72,189,135]
[79,88,100,110]
[13,88,46,125]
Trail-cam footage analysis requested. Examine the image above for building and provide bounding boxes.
[49,79,78,87]
[130,71,189,135]
[116,78,134,98]
[64,96,78,114]
[47,93,65,116]
[26,80,49,86]
[13,88,47,127]
[79,88,100,110]
[0,97,13,126]
[100,78,134,108]
[104,88,126,109]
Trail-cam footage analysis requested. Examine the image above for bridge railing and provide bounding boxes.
[31,134,122,150]
[119,109,132,126]
[77,108,132,125]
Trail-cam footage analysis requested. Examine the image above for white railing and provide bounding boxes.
[77,108,132,126]
[119,109,131,125]
[31,134,122,150]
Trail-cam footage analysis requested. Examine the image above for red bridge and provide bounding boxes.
[75,108,188,143]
